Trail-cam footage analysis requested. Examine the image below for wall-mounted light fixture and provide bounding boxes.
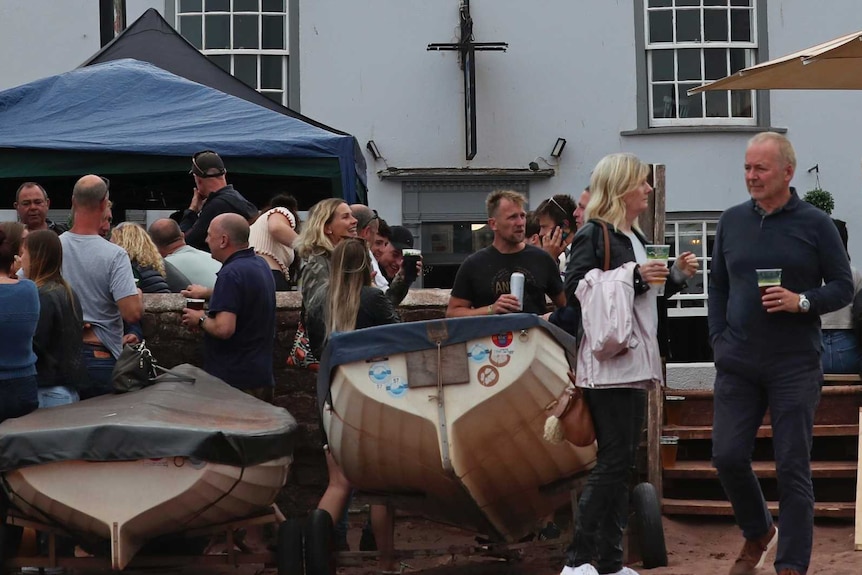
[550,137,567,158]
[366,140,383,160]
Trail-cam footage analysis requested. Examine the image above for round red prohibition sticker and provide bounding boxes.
[491,331,514,348]
[477,365,500,387]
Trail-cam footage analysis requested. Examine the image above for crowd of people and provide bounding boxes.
[0,133,855,575]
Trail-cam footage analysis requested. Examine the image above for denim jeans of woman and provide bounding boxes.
[564,387,646,574]
[37,386,80,408]
[0,375,39,423]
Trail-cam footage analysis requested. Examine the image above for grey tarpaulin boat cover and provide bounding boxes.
[316,313,578,414]
[0,364,297,472]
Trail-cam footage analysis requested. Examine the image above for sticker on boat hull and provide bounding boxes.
[477,365,500,387]
[491,332,514,348]
[386,376,408,398]
[467,343,490,363]
[489,348,512,368]
[368,362,393,388]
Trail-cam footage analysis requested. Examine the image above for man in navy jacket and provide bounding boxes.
[709,132,852,575]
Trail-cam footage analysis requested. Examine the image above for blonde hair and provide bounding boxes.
[584,153,650,231]
[748,131,796,170]
[486,189,527,218]
[325,238,372,336]
[111,222,165,276]
[294,198,347,259]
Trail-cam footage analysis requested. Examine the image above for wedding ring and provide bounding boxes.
[779,299,782,304]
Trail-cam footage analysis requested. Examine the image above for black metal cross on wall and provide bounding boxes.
[427,0,507,161]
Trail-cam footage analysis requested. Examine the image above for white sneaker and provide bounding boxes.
[560,564,599,575]
[608,568,641,575]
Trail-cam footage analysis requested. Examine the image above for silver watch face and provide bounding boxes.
[800,296,810,311]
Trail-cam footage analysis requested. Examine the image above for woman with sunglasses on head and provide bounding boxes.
[0,226,39,423]
[249,193,301,291]
[293,198,359,548]
[558,154,698,575]
[21,230,89,407]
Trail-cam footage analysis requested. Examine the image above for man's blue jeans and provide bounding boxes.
[821,329,861,374]
[80,343,116,399]
[565,387,646,574]
[712,336,821,574]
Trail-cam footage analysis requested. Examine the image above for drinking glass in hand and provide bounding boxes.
[645,244,670,296]
[402,249,421,283]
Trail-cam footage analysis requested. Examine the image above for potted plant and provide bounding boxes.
[803,188,834,215]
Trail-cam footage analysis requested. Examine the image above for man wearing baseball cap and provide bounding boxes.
[380,225,422,292]
[178,150,257,252]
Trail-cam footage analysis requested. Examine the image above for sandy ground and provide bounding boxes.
[335,515,862,575]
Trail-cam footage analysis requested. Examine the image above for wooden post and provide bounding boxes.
[644,163,666,496]
[647,385,663,498]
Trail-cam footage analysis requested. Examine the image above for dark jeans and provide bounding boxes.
[0,375,38,423]
[712,338,821,574]
[565,387,646,574]
[821,329,862,374]
[80,343,116,399]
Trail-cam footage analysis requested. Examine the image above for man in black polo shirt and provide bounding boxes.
[181,213,276,398]
[447,189,565,317]
[177,150,257,252]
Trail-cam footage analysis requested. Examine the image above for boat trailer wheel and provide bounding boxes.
[631,482,668,569]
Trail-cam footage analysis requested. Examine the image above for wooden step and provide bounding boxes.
[663,460,857,479]
[824,374,862,384]
[661,498,855,518]
[664,385,862,427]
[662,423,859,440]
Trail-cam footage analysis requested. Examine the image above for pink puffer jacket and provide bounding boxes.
[574,262,663,389]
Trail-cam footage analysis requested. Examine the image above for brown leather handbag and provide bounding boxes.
[544,386,596,447]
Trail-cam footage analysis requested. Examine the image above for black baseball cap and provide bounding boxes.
[190,150,226,178]
[389,225,414,251]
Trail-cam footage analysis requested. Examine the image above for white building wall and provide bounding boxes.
[0,1,164,91]
[0,1,860,256]
[298,0,862,258]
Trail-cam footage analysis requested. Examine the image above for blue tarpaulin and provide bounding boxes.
[0,59,362,202]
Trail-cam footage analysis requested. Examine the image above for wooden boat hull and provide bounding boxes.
[4,455,291,570]
[323,322,596,541]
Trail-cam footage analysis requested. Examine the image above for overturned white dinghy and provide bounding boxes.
[317,315,596,542]
[0,364,297,570]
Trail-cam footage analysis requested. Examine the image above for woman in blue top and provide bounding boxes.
[0,226,39,423]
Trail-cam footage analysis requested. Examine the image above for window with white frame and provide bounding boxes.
[646,0,756,127]
[665,218,719,316]
[176,0,289,105]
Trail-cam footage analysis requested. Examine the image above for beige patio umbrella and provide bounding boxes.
[689,29,862,94]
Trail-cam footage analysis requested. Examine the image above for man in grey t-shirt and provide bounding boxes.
[61,175,142,398]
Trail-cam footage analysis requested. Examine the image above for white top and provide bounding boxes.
[248,207,297,280]
[370,250,389,291]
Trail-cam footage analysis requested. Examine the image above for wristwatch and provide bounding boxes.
[199,314,208,327]
[798,294,810,313]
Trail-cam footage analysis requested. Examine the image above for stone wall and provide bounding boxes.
[140,289,451,513]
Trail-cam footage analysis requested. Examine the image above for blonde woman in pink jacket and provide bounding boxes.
[558,154,697,575]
